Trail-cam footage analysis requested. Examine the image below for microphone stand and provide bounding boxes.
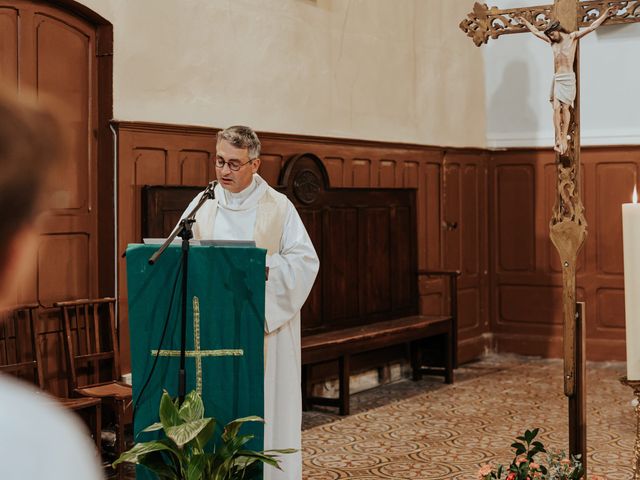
[148,180,217,405]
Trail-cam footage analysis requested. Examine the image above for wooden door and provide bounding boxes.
[0,1,104,394]
[442,151,490,362]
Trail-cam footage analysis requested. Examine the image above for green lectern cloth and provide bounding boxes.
[126,244,265,477]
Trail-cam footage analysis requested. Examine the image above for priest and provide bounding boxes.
[180,125,319,480]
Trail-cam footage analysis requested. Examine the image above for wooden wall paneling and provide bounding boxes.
[491,151,561,358]
[322,207,360,329]
[442,150,489,362]
[0,6,18,88]
[352,158,372,187]
[379,159,396,187]
[323,157,345,187]
[96,20,114,300]
[416,154,445,314]
[580,148,638,358]
[359,207,392,316]
[593,161,633,274]
[258,153,284,185]
[490,147,640,361]
[179,149,211,185]
[393,205,414,310]
[495,163,536,272]
[299,208,323,332]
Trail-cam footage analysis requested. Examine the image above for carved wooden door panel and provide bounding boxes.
[442,152,490,363]
[0,1,99,306]
[0,1,99,394]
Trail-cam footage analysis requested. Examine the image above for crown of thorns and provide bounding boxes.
[544,20,562,34]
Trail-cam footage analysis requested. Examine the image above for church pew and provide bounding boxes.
[279,154,459,415]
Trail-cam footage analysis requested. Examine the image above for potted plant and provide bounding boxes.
[113,390,294,479]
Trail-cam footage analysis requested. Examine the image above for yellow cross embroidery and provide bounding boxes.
[151,296,244,395]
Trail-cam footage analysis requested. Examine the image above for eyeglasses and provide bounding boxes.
[215,157,253,171]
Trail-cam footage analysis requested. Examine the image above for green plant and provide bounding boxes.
[113,390,294,479]
[476,428,585,480]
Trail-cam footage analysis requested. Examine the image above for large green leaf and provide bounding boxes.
[112,440,178,467]
[217,433,254,459]
[263,448,297,455]
[138,452,179,479]
[179,390,205,423]
[186,453,208,480]
[142,421,164,433]
[222,415,263,442]
[195,417,216,451]
[159,390,181,429]
[166,418,214,447]
[234,450,283,469]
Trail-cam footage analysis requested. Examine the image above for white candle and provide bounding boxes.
[622,186,640,380]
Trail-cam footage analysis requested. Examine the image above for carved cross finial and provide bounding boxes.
[459,1,640,46]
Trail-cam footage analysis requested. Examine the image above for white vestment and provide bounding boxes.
[182,174,319,480]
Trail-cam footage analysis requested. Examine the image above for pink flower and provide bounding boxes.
[506,473,516,480]
[515,455,528,466]
[529,462,540,470]
[477,464,493,478]
[560,457,571,465]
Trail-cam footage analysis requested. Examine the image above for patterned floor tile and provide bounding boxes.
[302,355,636,479]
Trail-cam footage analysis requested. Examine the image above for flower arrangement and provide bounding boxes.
[476,428,589,480]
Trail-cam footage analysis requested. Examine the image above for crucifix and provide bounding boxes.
[460,0,640,471]
[151,296,244,395]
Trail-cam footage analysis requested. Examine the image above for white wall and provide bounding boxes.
[76,0,487,148]
[483,0,640,148]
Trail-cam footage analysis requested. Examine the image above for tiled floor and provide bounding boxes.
[302,355,636,479]
[116,354,637,479]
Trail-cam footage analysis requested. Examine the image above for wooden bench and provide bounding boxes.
[301,292,457,415]
[140,152,459,417]
[279,154,459,416]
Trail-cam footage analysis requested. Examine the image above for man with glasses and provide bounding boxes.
[181,125,319,480]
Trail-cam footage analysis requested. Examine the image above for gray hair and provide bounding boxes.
[216,125,261,159]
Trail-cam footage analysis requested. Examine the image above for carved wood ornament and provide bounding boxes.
[460,1,640,46]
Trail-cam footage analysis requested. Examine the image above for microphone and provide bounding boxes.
[204,180,218,200]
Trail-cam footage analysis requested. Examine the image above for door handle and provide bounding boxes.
[442,220,458,231]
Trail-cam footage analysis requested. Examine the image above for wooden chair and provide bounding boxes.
[0,304,102,447]
[55,297,131,480]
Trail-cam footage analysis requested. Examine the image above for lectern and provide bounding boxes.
[126,244,265,478]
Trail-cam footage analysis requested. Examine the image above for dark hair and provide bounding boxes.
[544,20,568,36]
[0,89,62,257]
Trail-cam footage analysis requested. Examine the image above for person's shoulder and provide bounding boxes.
[258,178,290,205]
[0,375,103,479]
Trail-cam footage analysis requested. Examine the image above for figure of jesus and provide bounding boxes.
[517,7,616,154]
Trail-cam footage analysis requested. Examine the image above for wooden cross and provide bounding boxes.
[151,296,244,395]
[460,0,640,470]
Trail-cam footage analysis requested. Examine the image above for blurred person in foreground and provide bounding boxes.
[0,90,103,479]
